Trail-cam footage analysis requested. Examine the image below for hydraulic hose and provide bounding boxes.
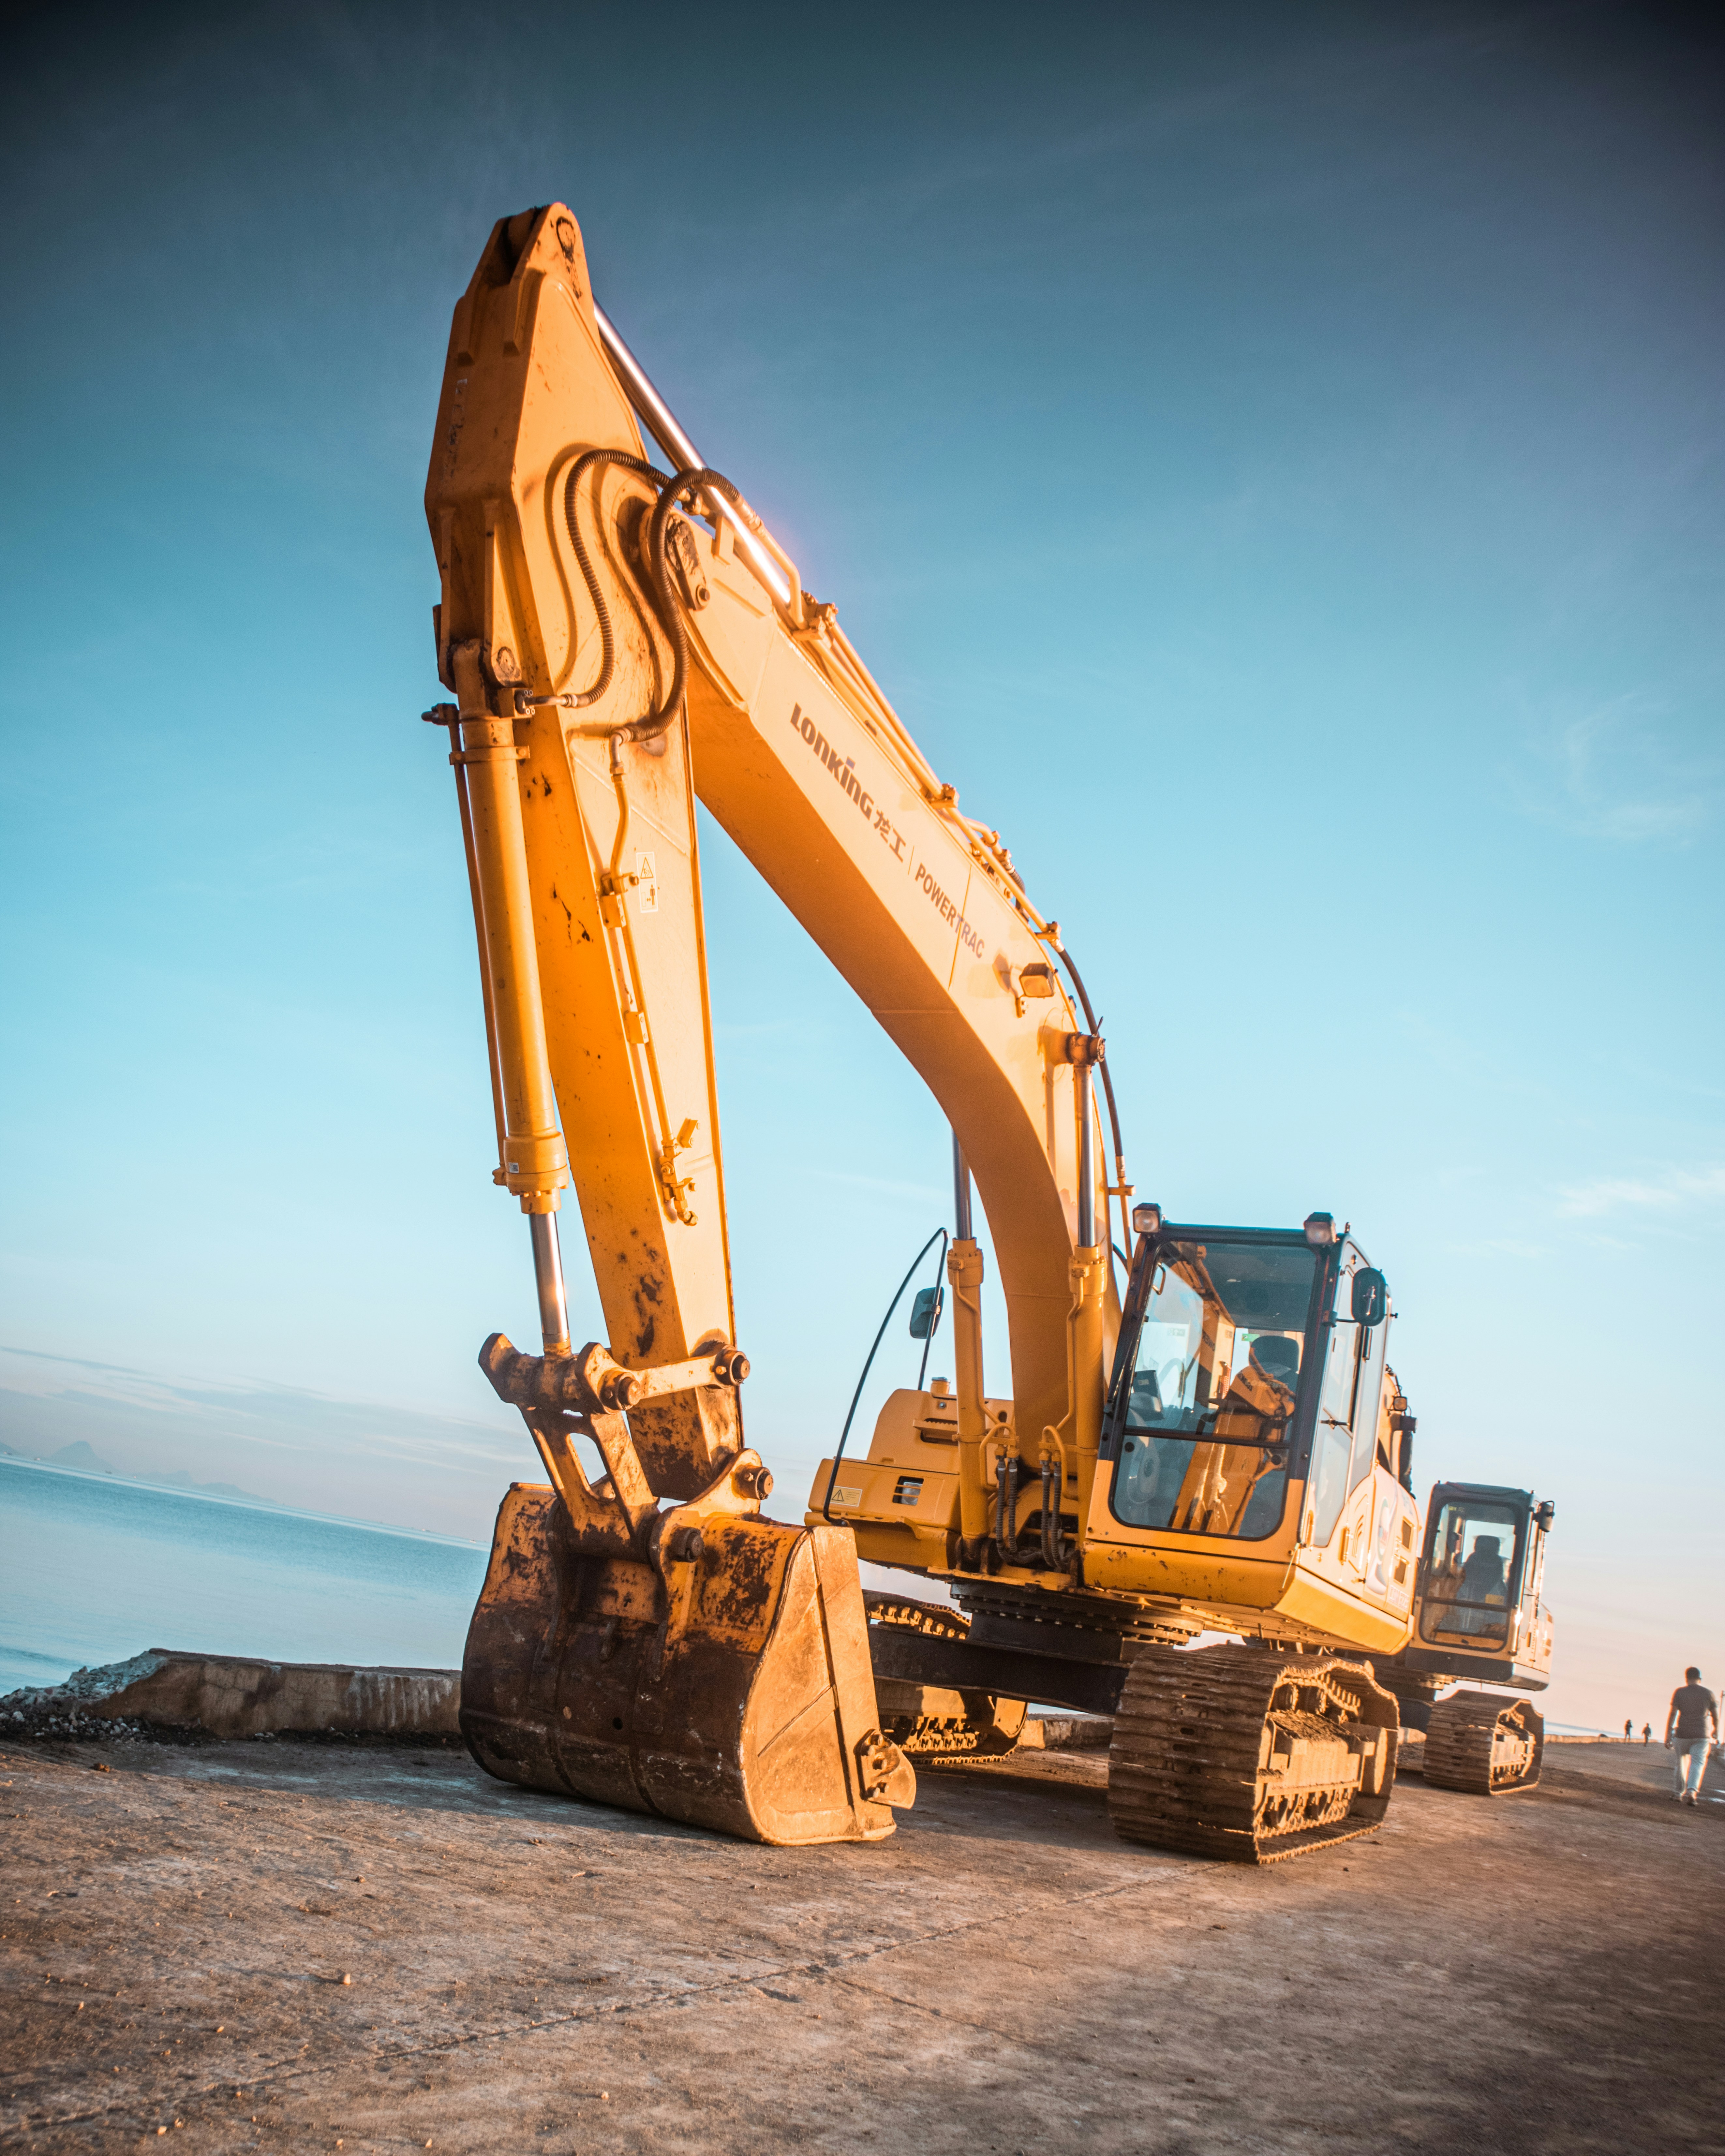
[558,448,670,710]
[996,1449,1016,1554]
[1049,938,1130,1254]
[1039,1455,1070,1573]
[1053,942,1124,1189]
[548,452,749,746]
[642,466,752,744]
[822,1227,948,1522]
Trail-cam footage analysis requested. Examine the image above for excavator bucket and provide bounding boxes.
[460,1482,916,1843]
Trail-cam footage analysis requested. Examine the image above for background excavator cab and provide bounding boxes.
[1374,1481,1554,1795]
[1404,1482,1555,1691]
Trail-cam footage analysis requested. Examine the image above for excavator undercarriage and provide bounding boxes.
[865,1597,1027,1760]
[1109,1646,1399,1864]
[1420,1692,1545,1795]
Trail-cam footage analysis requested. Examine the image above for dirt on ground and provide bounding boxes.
[1,1732,1719,2154]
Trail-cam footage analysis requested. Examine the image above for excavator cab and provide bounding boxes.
[1107,1225,1324,1543]
[1407,1483,1555,1685]
[1375,1482,1554,1794]
[1079,1214,1424,1658]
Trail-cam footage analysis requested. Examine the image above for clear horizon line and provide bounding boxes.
[0,1452,488,1551]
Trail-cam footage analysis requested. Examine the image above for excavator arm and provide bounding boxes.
[424,203,1121,1843]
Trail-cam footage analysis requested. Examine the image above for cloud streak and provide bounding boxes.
[1555,1165,1725,1218]
[1519,700,1724,846]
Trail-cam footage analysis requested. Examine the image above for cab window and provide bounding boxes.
[1308,1248,1389,1547]
[1109,1237,1316,1541]
[1418,1498,1522,1649]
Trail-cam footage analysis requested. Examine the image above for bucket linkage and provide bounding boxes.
[460,1334,916,1845]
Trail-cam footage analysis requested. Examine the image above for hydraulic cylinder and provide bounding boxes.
[450,641,571,1353]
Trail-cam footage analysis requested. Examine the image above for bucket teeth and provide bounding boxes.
[460,1484,914,1844]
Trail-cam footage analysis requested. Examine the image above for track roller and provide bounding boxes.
[1108,1644,1400,1863]
[1422,1691,1543,1794]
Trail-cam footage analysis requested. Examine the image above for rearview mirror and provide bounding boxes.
[908,1285,944,1340]
[1351,1268,1388,1329]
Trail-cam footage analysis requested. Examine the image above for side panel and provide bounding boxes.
[1289,1463,1420,1634]
[1076,1455,1420,1652]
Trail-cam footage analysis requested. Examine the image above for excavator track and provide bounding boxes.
[864,1593,1024,1759]
[1421,1691,1543,1794]
[1108,1644,1399,1864]
[864,1592,971,1643]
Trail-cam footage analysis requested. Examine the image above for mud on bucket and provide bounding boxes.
[460,1484,916,1844]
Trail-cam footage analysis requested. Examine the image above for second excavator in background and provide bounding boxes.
[421,200,1554,1863]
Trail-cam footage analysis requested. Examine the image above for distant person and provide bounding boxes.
[1624,1719,1633,1741]
[1665,1666,1719,1807]
[1642,1723,1652,1745]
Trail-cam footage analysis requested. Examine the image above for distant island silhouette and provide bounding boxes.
[0,1436,282,1509]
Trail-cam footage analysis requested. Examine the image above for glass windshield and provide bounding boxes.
[1419,1498,1522,1649]
[1110,1238,1318,1540]
[1307,1247,1388,1549]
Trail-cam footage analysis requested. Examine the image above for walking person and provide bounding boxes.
[1642,1723,1652,1745]
[1624,1718,1633,1740]
[1665,1667,1718,1806]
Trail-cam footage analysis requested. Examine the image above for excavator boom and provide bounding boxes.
[425,205,961,1840]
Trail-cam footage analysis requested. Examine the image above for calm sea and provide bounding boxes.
[0,1459,488,1695]
[2,1459,1617,1736]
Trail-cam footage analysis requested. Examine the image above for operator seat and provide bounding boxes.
[1248,1335,1300,1389]
[1457,1534,1508,1635]
[1213,1335,1297,1449]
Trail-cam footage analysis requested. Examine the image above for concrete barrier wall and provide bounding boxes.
[0,1650,461,1739]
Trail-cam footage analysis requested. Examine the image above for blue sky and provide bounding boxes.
[2,1,1720,1728]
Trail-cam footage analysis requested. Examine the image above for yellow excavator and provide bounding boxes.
[422,202,1554,1862]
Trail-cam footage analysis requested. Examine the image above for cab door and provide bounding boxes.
[1342,1278,1389,1582]
[1286,1242,1419,1643]
[1340,1268,1419,1625]
[1303,1239,1377,1555]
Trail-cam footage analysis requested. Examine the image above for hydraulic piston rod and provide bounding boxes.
[948,1133,991,1559]
[446,639,572,1355]
[529,1210,571,1359]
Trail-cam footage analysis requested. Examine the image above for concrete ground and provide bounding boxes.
[2,1732,1719,2155]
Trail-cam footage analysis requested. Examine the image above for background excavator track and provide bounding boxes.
[1422,1690,1544,1794]
[1108,1643,1400,1864]
[863,1592,971,1642]
[864,1593,1025,1759]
